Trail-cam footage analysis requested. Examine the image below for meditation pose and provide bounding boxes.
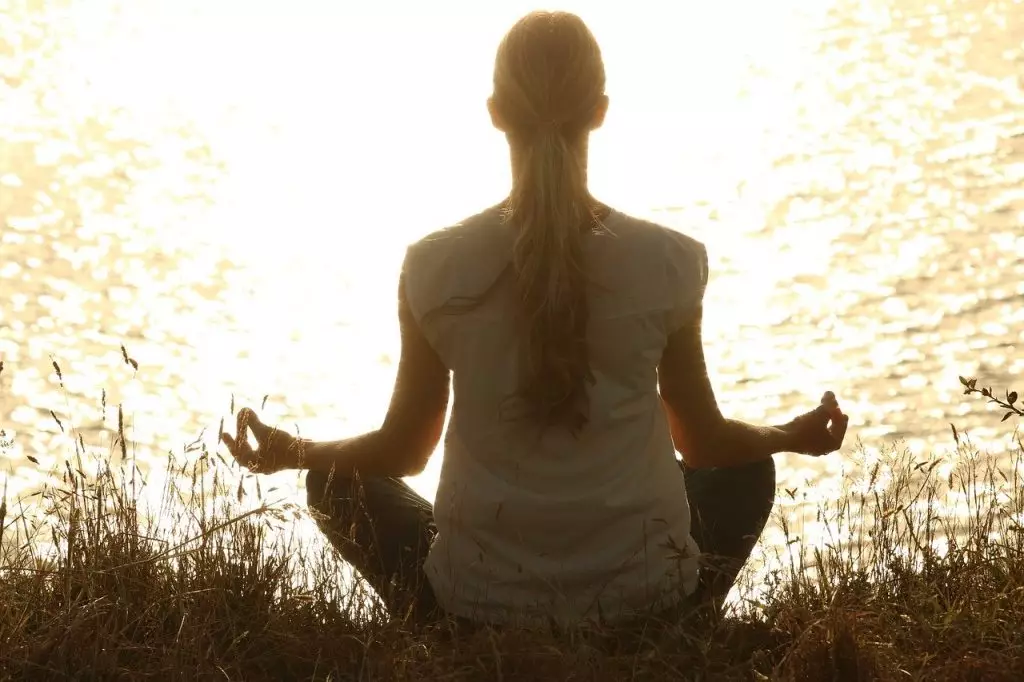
[221,10,849,629]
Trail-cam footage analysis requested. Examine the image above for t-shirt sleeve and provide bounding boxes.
[663,231,709,334]
[399,232,456,364]
[401,235,445,329]
[400,243,425,323]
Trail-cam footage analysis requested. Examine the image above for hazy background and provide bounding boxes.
[1,0,1022,514]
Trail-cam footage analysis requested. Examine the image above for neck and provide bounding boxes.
[507,133,591,186]
[505,135,613,220]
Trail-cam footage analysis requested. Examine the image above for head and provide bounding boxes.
[488,11,609,153]
[488,12,608,434]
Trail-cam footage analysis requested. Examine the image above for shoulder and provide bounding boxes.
[605,210,708,283]
[406,204,507,264]
[401,204,511,321]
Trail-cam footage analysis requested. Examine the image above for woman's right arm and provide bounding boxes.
[658,302,835,468]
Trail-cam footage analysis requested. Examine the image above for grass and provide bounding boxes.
[1,384,1023,681]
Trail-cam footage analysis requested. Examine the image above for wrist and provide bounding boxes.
[772,425,801,454]
[294,438,316,468]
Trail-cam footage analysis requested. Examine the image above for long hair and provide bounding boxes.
[491,12,607,434]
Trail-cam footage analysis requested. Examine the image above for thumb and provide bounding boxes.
[830,412,850,444]
[237,408,269,440]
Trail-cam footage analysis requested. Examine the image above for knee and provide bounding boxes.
[729,457,776,513]
[306,470,360,514]
[306,470,329,510]
[752,456,776,492]
[749,457,777,515]
[754,455,776,487]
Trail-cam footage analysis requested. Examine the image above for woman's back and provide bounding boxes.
[403,205,708,625]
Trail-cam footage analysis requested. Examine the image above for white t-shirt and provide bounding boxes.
[402,205,708,626]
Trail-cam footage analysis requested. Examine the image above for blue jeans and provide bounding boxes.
[306,456,776,627]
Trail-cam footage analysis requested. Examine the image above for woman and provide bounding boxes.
[221,11,849,629]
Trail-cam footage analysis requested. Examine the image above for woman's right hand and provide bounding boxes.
[221,408,303,474]
[781,391,850,456]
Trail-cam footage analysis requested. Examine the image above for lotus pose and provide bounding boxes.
[222,10,849,629]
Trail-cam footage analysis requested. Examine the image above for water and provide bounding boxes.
[1,0,1022,514]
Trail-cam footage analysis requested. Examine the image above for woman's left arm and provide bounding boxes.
[222,275,451,477]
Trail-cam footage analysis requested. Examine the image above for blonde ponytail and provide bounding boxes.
[493,12,607,433]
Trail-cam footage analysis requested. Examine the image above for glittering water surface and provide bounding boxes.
[1,0,1022,518]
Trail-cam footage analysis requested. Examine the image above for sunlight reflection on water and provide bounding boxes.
[1,0,1022,545]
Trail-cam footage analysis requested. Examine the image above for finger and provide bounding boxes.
[829,413,850,445]
[240,407,270,442]
[249,413,270,441]
[821,394,843,423]
[236,408,261,446]
[811,403,832,422]
[222,432,255,466]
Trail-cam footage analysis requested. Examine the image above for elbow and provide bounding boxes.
[677,424,726,470]
[380,403,445,477]
[662,396,723,469]
[396,450,430,477]
[680,446,716,469]
[381,428,434,477]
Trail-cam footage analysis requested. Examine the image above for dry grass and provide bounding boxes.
[2,385,1023,681]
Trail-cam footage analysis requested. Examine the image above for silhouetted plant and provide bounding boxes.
[3,357,1024,680]
[959,376,1021,423]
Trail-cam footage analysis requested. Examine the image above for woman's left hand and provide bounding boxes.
[220,407,303,474]
[780,391,849,457]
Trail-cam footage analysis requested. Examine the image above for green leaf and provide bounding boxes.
[1008,391,1018,404]
[959,375,969,386]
